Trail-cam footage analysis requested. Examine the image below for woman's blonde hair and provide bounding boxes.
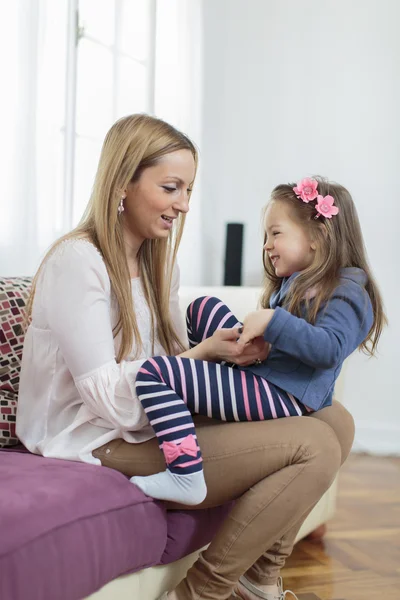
[26,114,198,362]
[260,176,386,356]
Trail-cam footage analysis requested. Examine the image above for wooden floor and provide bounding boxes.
[282,454,400,600]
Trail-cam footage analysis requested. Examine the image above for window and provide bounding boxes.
[68,0,156,226]
[0,0,200,279]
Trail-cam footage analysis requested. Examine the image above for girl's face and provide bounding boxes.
[123,149,196,244]
[264,201,316,278]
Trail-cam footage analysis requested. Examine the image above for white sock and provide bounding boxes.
[130,469,207,505]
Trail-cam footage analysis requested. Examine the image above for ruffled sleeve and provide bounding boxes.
[42,240,148,430]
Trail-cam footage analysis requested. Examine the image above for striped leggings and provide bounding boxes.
[136,296,308,476]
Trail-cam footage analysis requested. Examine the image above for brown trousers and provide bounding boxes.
[93,401,354,600]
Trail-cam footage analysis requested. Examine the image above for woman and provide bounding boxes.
[17,114,354,600]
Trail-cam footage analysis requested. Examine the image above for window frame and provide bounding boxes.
[62,0,157,230]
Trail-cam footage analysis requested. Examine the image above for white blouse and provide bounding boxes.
[16,239,188,465]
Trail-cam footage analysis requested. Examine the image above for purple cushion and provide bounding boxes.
[0,450,231,600]
[161,504,232,565]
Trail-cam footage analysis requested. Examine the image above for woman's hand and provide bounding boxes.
[206,329,270,366]
[205,327,245,363]
[239,309,275,346]
[179,328,242,362]
[179,325,272,366]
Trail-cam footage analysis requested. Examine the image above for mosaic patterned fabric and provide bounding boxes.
[0,277,32,446]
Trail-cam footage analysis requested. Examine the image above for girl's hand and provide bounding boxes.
[251,336,272,362]
[239,309,275,346]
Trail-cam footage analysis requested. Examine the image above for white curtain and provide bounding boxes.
[0,0,203,283]
[0,0,68,276]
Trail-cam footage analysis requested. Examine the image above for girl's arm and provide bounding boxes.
[240,284,373,369]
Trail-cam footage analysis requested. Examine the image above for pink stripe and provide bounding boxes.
[288,393,303,416]
[145,400,182,412]
[240,371,252,420]
[158,423,193,436]
[278,394,291,417]
[260,379,278,419]
[176,357,187,402]
[202,301,224,340]
[218,311,236,330]
[148,358,164,383]
[152,413,187,425]
[196,296,211,330]
[253,377,264,420]
[175,457,203,468]
[138,367,153,376]
[175,434,197,443]
[161,356,175,389]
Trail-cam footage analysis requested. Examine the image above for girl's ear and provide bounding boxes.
[310,222,327,251]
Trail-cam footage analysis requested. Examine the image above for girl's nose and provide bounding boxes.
[264,240,272,252]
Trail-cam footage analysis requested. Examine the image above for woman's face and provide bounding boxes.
[123,149,196,244]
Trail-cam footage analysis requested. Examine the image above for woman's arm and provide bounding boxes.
[43,241,149,430]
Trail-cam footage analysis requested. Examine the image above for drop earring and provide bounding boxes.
[118,195,126,215]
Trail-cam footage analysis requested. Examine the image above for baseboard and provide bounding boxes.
[352,420,400,456]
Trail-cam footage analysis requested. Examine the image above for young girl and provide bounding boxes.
[132,176,385,507]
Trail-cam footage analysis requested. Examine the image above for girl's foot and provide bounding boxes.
[130,469,207,505]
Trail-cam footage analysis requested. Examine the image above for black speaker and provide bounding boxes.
[223,223,244,286]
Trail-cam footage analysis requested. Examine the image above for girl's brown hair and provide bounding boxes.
[26,114,198,362]
[260,177,386,355]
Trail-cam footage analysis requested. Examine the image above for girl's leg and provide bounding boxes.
[238,401,355,599]
[186,296,241,348]
[133,356,307,504]
[130,296,240,505]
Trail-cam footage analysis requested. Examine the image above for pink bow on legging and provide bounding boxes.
[162,434,198,465]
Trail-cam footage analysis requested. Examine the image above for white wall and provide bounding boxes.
[199,0,400,454]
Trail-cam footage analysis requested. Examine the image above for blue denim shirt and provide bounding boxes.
[244,268,373,411]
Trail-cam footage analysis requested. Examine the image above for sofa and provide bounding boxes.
[0,279,339,600]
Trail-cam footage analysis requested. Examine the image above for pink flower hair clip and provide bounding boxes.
[293,178,318,202]
[315,194,339,219]
[293,178,339,219]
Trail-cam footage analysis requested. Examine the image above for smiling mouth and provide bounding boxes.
[270,255,279,265]
[161,215,174,223]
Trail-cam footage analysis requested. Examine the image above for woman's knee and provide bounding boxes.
[299,417,342,495]
[310,401,355,465]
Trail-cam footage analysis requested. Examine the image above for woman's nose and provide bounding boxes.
[174,193,189,214]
